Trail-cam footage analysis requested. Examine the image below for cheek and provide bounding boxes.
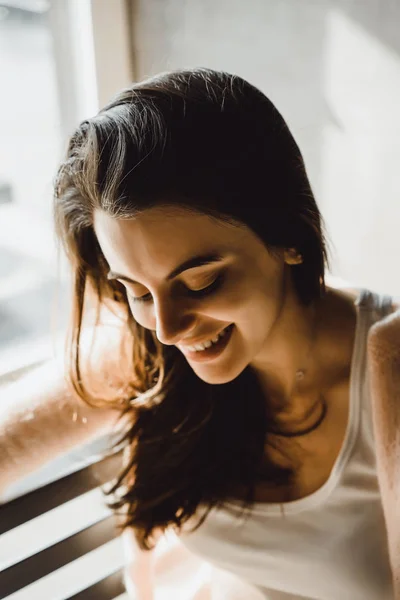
[196,273,274,323]
[229,275,284,332]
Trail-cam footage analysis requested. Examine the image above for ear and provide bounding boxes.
[283,248,303,265]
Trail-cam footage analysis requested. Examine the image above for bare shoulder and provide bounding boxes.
[367,296,400,358]
[325,276,400,358]
[324,274,360,301]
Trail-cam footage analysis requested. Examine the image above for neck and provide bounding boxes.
[252,290,321,403]
[251,285,356,425]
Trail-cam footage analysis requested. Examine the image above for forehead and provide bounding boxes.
[93,206,250,276]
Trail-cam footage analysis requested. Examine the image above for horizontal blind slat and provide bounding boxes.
[67,569,125,600]
[0,451,122,535]
[1,538,125,600]
[0,515,119,597]
[0,487,110,571]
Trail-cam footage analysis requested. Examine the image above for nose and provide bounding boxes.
[154,297,197,346]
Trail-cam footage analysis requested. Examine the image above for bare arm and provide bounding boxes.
[367,299,400,481]
[0,318,132,496]
[367,299,400,596]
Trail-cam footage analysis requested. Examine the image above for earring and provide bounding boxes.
[284,248,303,265]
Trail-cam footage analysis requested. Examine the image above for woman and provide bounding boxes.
[2,68,399,599]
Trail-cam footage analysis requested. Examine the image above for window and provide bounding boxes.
[0,0,131,376]
[0,0,67,375]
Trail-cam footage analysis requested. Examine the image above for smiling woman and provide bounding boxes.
[93,205,300,386]
[52,68,398,599]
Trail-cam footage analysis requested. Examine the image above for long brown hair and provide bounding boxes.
[54,68,329,550]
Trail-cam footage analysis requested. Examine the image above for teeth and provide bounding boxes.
[186,326,230,352]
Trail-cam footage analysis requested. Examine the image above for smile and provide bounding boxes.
[178,324,234,362]
[184,325,231,352]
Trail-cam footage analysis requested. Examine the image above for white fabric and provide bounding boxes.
[175,289,395,599]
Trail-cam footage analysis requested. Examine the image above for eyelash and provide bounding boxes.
[128,274,224,304]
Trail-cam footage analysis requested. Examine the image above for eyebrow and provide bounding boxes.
[107,253,225,285]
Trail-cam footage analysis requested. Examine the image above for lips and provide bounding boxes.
[182,324,231,352]
[179,324,234,363]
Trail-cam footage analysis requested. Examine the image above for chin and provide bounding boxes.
[190,361,248,385]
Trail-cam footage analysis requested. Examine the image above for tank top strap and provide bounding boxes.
[352,288,393,447]
[355,288,393,324]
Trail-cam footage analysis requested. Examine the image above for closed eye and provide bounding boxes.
[127,274,224,304]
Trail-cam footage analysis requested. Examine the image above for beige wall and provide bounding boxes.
[91,0,133,108]
[128,0,400,296]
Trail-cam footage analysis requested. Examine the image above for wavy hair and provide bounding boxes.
[54,68,329,549]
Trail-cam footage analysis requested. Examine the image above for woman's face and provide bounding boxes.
[94,206,293,385]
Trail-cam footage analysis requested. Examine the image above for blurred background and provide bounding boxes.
[1,0,399,375]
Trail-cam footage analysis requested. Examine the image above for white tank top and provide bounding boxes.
[179,289,395,599]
